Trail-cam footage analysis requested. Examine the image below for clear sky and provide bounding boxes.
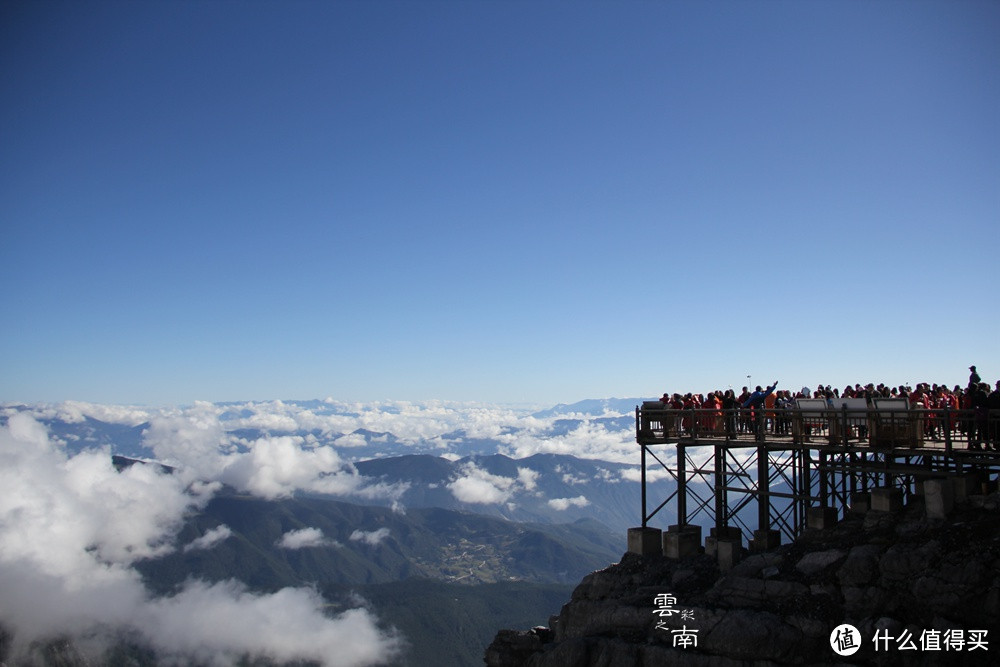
[2,0,998,407]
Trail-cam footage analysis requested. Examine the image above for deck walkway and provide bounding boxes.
[633,405,1000,550]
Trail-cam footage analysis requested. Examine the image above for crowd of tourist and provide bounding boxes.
[656,366,1000,450]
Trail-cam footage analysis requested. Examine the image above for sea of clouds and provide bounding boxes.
[0,412,399,666]
[0,398,647,665]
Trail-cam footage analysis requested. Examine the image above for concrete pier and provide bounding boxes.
[664,524,702,559]
[871,487,904,512]
[806,506,839,530]
[923,478,955,519]
[848,492,871,515]
[716,537,742,571]
[627,527,662,557]
[750,528,781,552]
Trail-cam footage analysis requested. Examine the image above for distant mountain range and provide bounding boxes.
[139,489,622,592]
[352,453,645,533]
[129,488,623,667]
[530,397,645,419]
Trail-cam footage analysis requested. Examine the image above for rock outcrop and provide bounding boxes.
[486,493,1000,665]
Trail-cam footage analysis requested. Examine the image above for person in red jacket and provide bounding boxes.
[702,391,723,433]
[909,384,931,438]
[681,393,696,433]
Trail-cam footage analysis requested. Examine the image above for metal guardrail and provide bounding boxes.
[636,405,1000,452]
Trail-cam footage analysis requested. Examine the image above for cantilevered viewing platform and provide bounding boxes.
[629,403,1000,568]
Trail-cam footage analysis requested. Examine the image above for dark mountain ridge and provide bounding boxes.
[487,491,1000,666]
[138,489,622,593]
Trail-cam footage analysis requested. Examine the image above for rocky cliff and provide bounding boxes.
[486,493,1000,665]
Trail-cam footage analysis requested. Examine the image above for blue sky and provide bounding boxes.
[2,0,998,406]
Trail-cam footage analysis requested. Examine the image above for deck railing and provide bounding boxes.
[636,404,999,453]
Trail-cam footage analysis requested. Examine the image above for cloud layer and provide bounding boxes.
[0,414,399,665]
[8,397,640,464]
[0,398,644,661]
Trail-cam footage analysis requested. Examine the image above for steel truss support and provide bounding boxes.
[639,440,1000,545]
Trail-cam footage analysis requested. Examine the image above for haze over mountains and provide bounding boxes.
[0,397,671,666]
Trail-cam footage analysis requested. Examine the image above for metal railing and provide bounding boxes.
[636,405,1000,453]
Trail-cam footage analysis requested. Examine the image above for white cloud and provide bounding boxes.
[498,420,636,463]
[334,432,369,448]
[138,408,410,503]
[142,402,230,478]
[349,528,390,546]
[1,414,198,570]
[594,467,621,483]
[0,415,400,666]
[517,467,539,491]
[139,580,400,666]
[446,464,518,504]
[278,527,336,549]
[619,466,676,483]
[18,400,156,427]
[184,525,233,552]
[548,496,590,511]
[218,436,350,499]
[241,410,300,433]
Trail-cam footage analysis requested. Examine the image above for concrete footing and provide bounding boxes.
[716,538,742,572]
[627,527,663,557]
[750,529,781,552]
[664,524,702,559]
[848,492,871,514]
[870,487,904,512]
[923,478,955,519]
[983,476,999,495]
[711,526,742,540]
[952,474,979,502]
[705,526,743,570]
[807,506,839,530]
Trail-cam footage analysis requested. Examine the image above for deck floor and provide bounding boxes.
[639,430,1000,460]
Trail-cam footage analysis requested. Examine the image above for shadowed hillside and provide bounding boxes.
[487,492,1000,666]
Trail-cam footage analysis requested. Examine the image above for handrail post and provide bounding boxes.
[944,405,952,459]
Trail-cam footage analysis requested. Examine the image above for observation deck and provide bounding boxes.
[631,402,1000,561]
